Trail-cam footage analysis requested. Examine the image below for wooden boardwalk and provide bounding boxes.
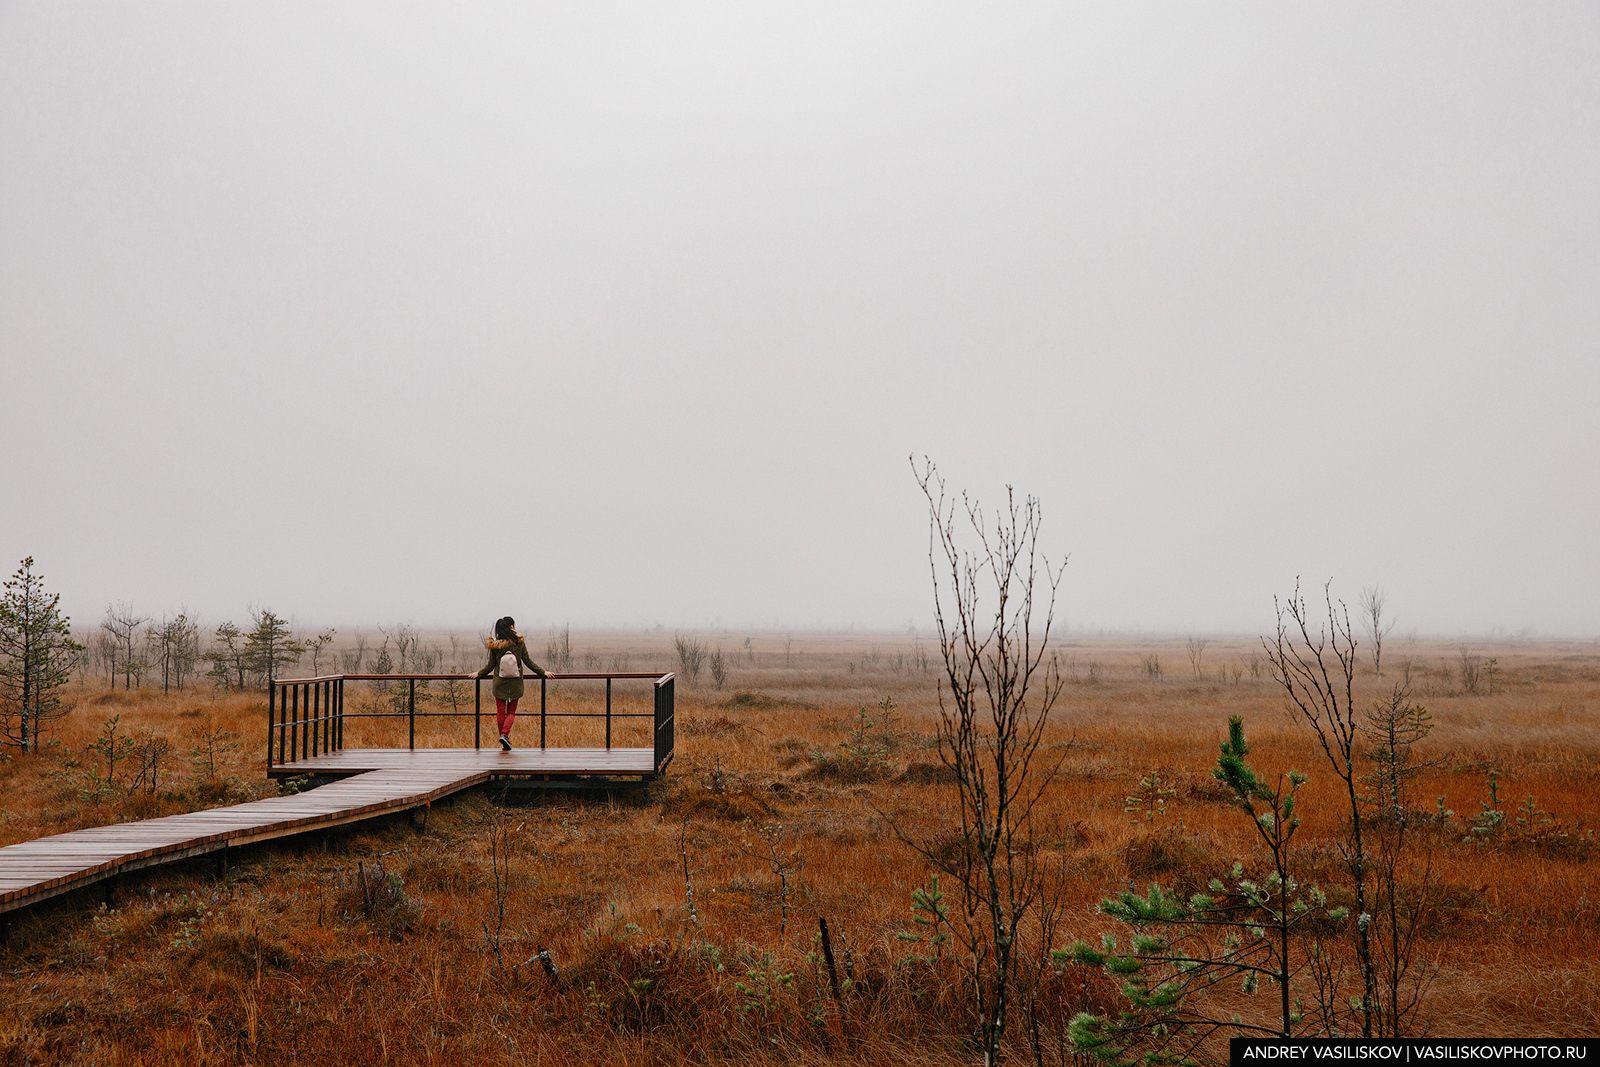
[0,747,659,920]
[1,669,676,922]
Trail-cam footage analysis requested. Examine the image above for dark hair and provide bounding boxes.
[495,617,516,641]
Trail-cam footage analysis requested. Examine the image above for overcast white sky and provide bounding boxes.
[2,2,1596,637]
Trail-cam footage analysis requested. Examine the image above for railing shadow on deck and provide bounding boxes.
[267,672,675,775]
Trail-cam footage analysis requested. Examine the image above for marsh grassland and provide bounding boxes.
[2,632,1597,1064]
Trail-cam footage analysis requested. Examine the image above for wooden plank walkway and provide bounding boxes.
[1,746,664,919]
[1,766,486,916]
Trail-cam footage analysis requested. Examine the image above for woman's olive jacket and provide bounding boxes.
[477,635,546,701]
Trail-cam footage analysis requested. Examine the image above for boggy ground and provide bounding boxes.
[1,632,1597,1064]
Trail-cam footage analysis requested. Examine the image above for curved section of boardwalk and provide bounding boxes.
[0,766,488,917]
[1,745,662,919]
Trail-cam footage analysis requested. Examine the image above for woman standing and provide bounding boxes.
[477,616,547,750]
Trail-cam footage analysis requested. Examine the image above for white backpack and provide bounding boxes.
[498,651,519,678]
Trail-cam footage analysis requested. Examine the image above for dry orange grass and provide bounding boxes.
[1,632,1597,1064]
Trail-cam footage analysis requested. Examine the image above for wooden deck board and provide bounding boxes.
[270,747,657,777]
[1,746,657,917]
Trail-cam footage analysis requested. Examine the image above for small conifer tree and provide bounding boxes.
[0,557,84,753]
[243,608,304,685]
[1065,717,1346,1062]
[206,622,249,690]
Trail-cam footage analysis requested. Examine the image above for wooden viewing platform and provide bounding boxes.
[0,671,675,923]
[268,746,659,779]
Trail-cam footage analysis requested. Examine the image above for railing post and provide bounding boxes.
[653,674,674,772]
[266,681,275,769]
[310,683,319,757]
[290,683,300,763]
[605,676,612,750]
[540,674,547,750]
[474,676,481,750]
[408,678,416,751]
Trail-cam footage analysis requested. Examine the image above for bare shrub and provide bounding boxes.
[897,457,1067,1066]
[674,633,706,684]
[338,860,424,938]
[1361,586,1396,680]
[1265,580,1379,1037]
[1459,650,1482,696]
[546,625,573,672]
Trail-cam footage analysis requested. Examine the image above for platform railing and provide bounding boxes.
[653,674,674,773]
[267,672,675,774]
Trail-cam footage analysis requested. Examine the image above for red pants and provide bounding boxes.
[495,698,519,738]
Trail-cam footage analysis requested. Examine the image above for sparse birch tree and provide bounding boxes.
[380,622,420,672]
[1359,586,1395,681]
[896,457,1067,1066]
[1264,580,1378,1038]
[150,613,200,693]
[102,603,148,690]
[207,622,249,690]
[91,629,117,688]
[174,613,202,690]
[339,632,369,673]
[546,624,573,672]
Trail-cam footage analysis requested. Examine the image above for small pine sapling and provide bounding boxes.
[895,874,952,963]
[1125,772,1178,824]
[1361,684,1434,823]
[188,724,240,780]
[735,953,795,1022]
[810,696,895,781]
[1065,717,1345,1063]
[1466,773,1505,843]
[71,715,136,801]
[1513,796,1553,843]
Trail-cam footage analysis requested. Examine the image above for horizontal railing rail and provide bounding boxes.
[267,672,675,774]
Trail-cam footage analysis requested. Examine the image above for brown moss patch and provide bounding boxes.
[896,761,957,785]
[1121,828,1226,891]
[660,784,776,822]
[715,692,817,711]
